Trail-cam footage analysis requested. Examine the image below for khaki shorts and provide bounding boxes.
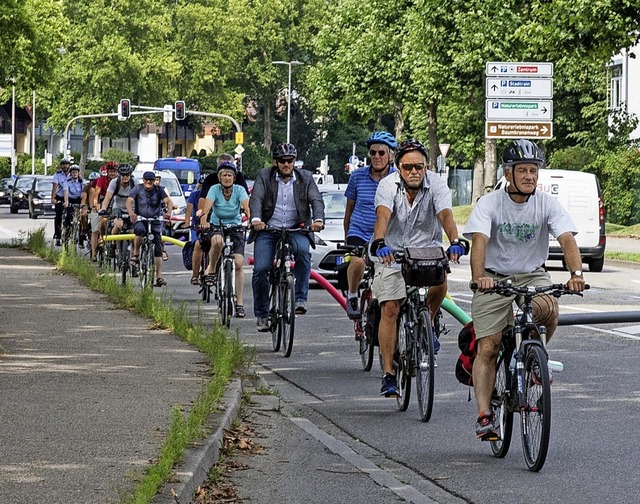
[89,211,100,231]
[371,263,406,304]
[471,268,551,339]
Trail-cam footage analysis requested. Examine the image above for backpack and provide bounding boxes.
[455,321,477,386]
[114,176,135,198]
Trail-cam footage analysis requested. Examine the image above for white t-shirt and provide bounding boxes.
[463,188,577,275]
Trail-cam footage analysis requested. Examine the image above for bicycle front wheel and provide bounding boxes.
[139,245,150,288]
[220,260,234,328]
[415,311,435,422]
[281,275,296,358]
[491,350,514,458]
[521,344,551,472]
[359,291,375,372]
[396,312,412,412]
[268,279,281,352]
[120,241,129,285]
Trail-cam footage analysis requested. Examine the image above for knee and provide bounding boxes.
[476,336,501,362]
[381,300,400,319]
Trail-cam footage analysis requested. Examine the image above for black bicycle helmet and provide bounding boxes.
[394,138,428,167]
[366,131,397,150]
[273,143,297,159]
[118,164,133,175]
[502,139,545,167]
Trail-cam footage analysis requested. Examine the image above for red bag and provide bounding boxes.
[455,322,477,386]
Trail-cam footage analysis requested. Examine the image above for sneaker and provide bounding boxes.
[432,330,440,355]
[346,296,361,320]
[380,373,400,397]
[256,317,270,332]
[532,362,554,385]
[131,266,139,278]
[55,239,61,246]
[295,302,307,315]
[476,412,499,440]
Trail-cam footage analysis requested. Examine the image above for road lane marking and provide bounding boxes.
[574,325,640,341]
[291,417,437,504]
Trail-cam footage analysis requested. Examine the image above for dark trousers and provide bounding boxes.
[54,198,64,239]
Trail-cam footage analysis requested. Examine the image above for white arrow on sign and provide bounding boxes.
[486,100,553,121]
[486,78,553,99]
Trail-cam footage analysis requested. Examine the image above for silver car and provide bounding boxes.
[311,189,348,277]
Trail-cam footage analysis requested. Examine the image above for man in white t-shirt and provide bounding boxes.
[463,139,586,440]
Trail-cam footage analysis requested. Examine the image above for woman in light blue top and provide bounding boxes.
[199,162,250,317]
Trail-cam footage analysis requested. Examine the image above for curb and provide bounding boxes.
[153,378,244,504]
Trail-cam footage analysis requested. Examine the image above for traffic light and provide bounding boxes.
[118,99,131,121]
[175,101,186,121]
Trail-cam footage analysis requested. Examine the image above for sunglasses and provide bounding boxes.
[278,158,295,164]
[369,149,387,157]
[400,163,426,172]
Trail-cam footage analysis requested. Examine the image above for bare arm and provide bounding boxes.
[184,203,193,228]
[470,232,494,291]
[241,198,250,221]
[199,198,214,228]
[343,198,355,237]
[126,196,136,221]
[557,231,586,292]
[101,191,114,212]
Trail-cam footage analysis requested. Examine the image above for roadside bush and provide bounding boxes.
[549,146,594,173]
[599,148,640,226]
[101,148,138,166]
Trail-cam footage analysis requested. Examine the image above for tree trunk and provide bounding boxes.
[393,103,404,139]
[427,101,439,172]
[483,138,497,194]
[263,99,272,152]
[472,156,484,204]
[167,121,176,157]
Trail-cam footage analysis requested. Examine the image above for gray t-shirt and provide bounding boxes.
[375,170,452,251]
[107,177,135,213]
[463,188,577,275]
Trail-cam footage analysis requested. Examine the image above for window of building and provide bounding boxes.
[609,64,623,110]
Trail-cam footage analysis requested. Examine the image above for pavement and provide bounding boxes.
[1,235,638,504]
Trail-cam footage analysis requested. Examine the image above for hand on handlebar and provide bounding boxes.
[252,220,266,231]
[310,221,324,232]
[470,277,496,292]
[566,275,586,293]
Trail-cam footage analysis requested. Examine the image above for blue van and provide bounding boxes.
[153,157,201,197]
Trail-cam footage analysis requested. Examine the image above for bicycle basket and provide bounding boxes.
[401,247,448,287]
[182,240,194,270]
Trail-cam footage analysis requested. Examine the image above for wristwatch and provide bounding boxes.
[571,270,583,277]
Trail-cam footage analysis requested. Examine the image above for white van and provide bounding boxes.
[495,168,606,271]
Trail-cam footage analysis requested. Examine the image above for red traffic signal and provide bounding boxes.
[118,99,131,121]
[175,101,186,121]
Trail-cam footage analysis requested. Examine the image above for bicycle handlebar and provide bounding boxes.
[261,225,312,235]
[469,280,590,297]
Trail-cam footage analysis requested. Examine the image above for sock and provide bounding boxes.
[347,292,358,299]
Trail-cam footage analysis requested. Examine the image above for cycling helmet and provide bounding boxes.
[118,164,133,175]
[273,143,297,159]
[153,170,162,179]
[394,138,428,166]
[60,158,71,165]
[198,175,206,184]
[89,172,100,181]
[69,164,80,172]
[366,131,397,150]
[502,139,545,167]
[100,165,108,176]
[217,160,238,175]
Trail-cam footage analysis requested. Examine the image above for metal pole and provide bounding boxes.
[11,84,16,176]
[286,62,292,144]
[32,90,36,174]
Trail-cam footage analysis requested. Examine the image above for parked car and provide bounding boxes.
[0,177,13,205]
[28,176,55,219]
[9,175,37,214]
[310,189,348,277]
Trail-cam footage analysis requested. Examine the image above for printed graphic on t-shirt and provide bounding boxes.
[497,222,539,242]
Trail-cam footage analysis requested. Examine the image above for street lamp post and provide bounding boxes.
[272,60,303,143]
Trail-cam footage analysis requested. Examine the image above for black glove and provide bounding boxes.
[98,209,107,217]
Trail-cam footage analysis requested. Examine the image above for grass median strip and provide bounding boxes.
[23,227,248,504]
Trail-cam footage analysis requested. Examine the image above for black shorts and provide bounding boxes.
[212,227,246,256]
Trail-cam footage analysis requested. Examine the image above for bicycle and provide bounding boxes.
[337,244,377,371]
[392,247,449,422]
[194,227,212,303]
[471,280,588,471]
[136,216,166,289]
[62,204,82,254]
[212,224,245,327]
[264,226,310,358]
[103,214,133,285]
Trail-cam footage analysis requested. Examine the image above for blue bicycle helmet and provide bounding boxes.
[217,160,237,174]
[366,131,397,150]
[394,138,428,166]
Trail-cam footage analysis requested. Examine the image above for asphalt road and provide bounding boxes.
[2,208,640,503]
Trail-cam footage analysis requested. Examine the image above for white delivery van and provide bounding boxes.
[495,168,606,271]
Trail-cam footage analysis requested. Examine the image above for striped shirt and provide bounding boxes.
[345,166,396,242]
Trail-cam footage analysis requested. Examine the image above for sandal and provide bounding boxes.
[190,276,200,286]
[204,273,217,286]
[129,255,139,267]
[155,277,167,287]
[161,250,169,261]
[235,305,246,318]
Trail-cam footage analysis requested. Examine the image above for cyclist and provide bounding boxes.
[370,139,467,397]
[199,162,250,318]
[99,164,136,257]
[83,171,100,258]
[126,171,173,287]
[185,175,206,285]
[51,158,71,246]
[90,162,119,260]
[249,143,325,331]
[343,131,397,320]
[463,138,586,439]
[199,153,251,203]
[62,164,85,245]
[153,170,170,261]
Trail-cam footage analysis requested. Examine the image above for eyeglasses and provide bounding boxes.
[400,163,426,172]
[278,158,295,165]
[369,149,387,157]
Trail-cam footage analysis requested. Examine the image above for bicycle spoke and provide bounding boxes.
[491,351,514,457]
[415,311,435,422]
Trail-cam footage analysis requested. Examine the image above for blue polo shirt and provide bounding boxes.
[344,165,396,242]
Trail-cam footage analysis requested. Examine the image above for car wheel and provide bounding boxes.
[588,256,604,272]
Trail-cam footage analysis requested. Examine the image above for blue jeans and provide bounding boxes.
[252,230,311,318]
